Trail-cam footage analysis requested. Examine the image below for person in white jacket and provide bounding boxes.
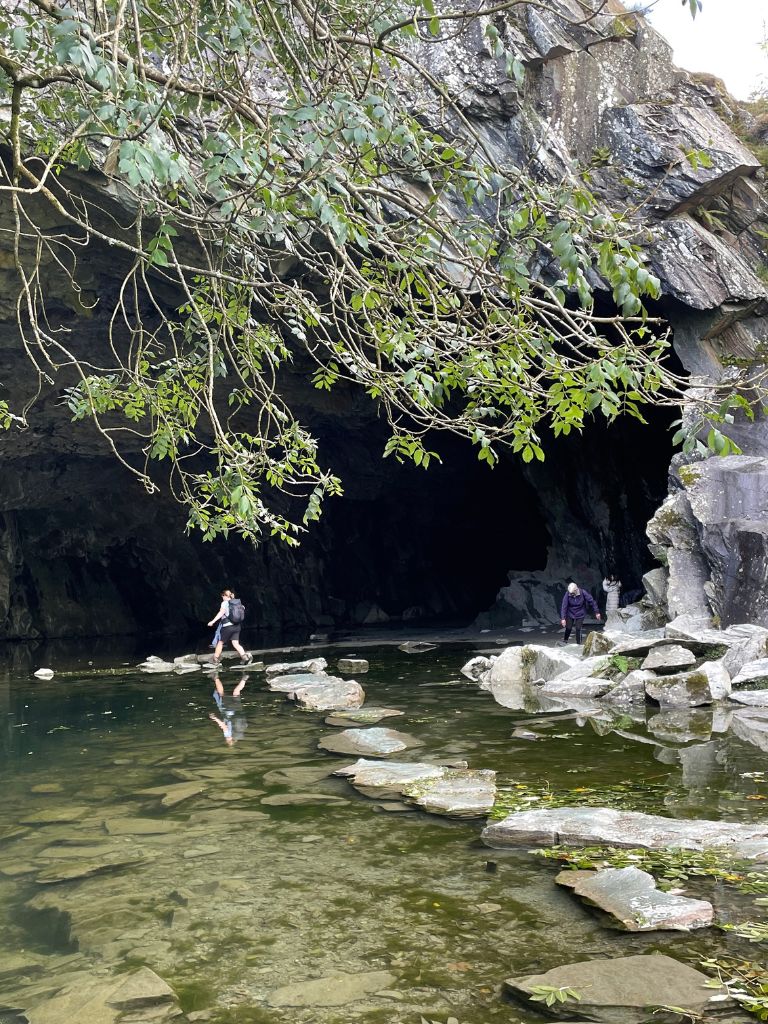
[602,574,622,621]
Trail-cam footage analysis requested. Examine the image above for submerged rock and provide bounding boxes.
[482,806,768,856]
[505,954,733,1024]
[324,707,403,726]
[644,661,731,706]
[557,866,713,931]
[318,727,422,757]
[267,970,396,1007]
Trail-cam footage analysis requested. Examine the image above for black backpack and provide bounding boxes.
[227,598,245,624]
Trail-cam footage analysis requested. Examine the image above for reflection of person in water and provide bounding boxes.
[209,675,248,747]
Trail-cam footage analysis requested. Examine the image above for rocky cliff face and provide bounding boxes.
[1,0,766,638]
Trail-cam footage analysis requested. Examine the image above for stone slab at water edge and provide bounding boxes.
[556,867,713,931]
[265,657,328,676]
[318,727,423,757]
[482,807,768,856]
[266,672,365,711]
[334,759,497,818]
[504,955,741,1024]
[324,707,403,726]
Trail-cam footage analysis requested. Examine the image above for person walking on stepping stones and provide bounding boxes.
[207,589,252,666]
[560,581,601,645]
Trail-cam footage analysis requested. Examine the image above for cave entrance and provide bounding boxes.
[308,401,676,628]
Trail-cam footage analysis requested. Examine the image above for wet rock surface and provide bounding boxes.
[318,727,423,757]
[483,807,768,855]
[557,866,714,932]
[505,955,736,1024]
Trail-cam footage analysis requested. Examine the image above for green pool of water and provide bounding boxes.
[0,642,767,1023]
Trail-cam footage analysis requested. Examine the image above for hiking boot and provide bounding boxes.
[241,653,253,666]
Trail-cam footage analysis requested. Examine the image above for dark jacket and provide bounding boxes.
[561,587,599,621]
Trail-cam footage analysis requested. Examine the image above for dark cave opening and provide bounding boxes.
[0,391,677,640]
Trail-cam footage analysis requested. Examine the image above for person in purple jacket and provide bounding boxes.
[560,582,601,644]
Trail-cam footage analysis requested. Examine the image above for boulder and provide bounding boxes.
[540,679,613,699]
[732,658,768,688]
[729,689,768,707]
[504,954,734,1024]
[641,644,696,673]
[645,661,731,706]
[337,658,369,674]
[583,631,617,656]
[265,657,327,676]
[559,866,713,932]
[318,727,422,757]
[289,678,366,712]
[460,655,492,682]
[604,669,656,704]
[641,567,668,610]
[721,624,768,677]
[482,806,768,856]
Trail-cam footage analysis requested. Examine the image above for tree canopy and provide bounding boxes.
[0,0,740,544]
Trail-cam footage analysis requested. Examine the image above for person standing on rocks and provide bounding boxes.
[560,582,601,644]
[207,589,252,667]
[602,573,622,623]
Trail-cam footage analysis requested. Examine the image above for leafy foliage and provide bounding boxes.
[0,0,744,541]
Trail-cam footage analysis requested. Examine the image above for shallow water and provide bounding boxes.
[1,641,767,1023]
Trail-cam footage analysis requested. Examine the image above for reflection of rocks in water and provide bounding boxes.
[646,707,717,744]
[731,709,768,752]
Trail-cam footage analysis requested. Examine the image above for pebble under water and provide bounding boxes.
[1,640,768,1023]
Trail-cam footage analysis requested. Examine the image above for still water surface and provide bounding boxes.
[0,641,767,1022]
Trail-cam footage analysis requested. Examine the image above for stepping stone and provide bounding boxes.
[266,658,327,677]
[318,727,422,757]
[556,867,713,931]
[482,806,768,856]
[335,759,496,818]
[337,658,369,673]
[505,954,734,1024]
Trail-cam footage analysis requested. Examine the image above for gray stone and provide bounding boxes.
[33,668,55,680]
[107,967,178,1009]
[505,954,734,1024]
[397,641,437,653]
[460,655,492,682]
[482,806,768,855]
[604,670,655,704]
[137,659,176,674]
[641,644,696,673]
[35,854,146,884]
[732,658,768,689]
[265,657,327,677]
[729,689,768,706]
[540,678,613,698]
[645,661,731,706]
[266,672,365,710]
[103,818,183,836]
[260,793,349,807]
[730,709,768,752]
[140,781,207,807]
[402,769,496,819]
[334,759,445,799]
[337,658,369,673]
[324,707,403,726]
[564,866,713,931]
[267,971,396,1007]
[318,727,422,757]
[642,567,668,609]
[19,806,88,825]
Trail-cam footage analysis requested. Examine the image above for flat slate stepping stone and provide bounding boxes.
[35,854,146,884]
[262,765,332,785]
[337,658,369,673]
[505,954,734,1024]
[335,759,495,818]
[103,818,183,835]
[267,672,365,710]
[140,782,207,807]
[324,707,403,727]
[267,970,396,1007]
[318,727,422,757]
[482,806,768,856]
[266,658,327,677]
[556,867,713,931]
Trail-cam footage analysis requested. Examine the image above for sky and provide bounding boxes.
[647,0,768,100]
